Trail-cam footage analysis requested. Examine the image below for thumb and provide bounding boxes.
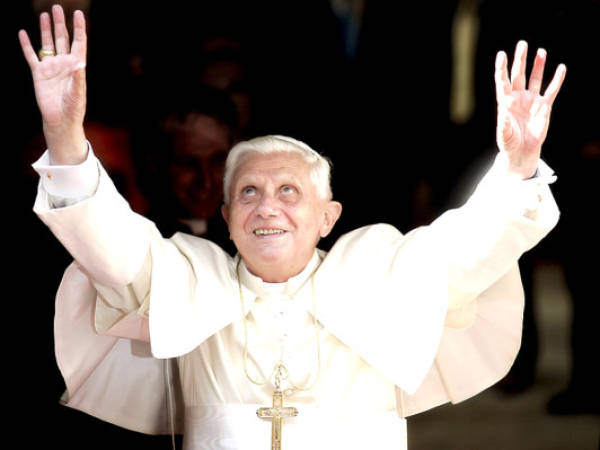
[71,62,87,92]
[497,111,520,153]
[68,61,87,111]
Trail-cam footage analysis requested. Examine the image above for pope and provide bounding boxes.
[20,4,566,450]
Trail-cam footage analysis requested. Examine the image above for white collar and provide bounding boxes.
[236,251,322,313]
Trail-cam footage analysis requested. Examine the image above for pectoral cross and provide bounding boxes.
[256,388,298,450]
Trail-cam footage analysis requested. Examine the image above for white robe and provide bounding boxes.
[33,151,559,449]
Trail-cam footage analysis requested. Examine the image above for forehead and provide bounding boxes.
[169,113,231,158]
[232,151,312,183]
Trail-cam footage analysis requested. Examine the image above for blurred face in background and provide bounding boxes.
[165,112,231,220]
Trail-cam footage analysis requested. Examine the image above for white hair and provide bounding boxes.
[223,135,333,204]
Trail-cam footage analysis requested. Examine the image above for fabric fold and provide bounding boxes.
[55,263,185,435]
[398,265,524,416]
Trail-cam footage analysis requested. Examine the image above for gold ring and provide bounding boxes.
[38,48,56,59]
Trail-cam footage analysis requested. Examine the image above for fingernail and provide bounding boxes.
[537,48,546,58]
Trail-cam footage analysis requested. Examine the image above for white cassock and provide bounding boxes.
[33,148,559,449]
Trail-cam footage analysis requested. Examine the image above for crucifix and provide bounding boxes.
[237,262,321,449]
[256,388,298,450]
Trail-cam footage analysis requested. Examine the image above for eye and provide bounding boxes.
[280,185,297,195]
[241,186,257,197]
[171,155,197,169]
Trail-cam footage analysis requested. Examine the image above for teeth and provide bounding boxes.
[254,229,285,235]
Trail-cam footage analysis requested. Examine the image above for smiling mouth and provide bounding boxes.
[253,228,286,236]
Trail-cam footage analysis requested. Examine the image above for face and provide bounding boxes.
[166,113,230,220]
[222,151,342,282]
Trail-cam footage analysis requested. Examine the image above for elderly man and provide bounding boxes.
[20,5,566,450]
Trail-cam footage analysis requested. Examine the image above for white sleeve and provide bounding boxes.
[31,142,100,208]
[439,152,559,313]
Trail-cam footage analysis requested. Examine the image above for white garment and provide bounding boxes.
[175,251,406,449]
[33,148,560,449]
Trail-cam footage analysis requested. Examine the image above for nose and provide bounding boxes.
[255,193,280,218]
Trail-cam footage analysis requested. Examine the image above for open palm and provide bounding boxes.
[19,5,87,163]
[495,41,566,178]
[30,52,86,127]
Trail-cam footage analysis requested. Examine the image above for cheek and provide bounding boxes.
[227,205,252,236]
[290,206,322,236]
[169,166,195,188]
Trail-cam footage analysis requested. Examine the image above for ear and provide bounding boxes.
[221,204,233,239]
[318,201,342,238]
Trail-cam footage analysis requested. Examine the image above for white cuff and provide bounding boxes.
[493,151,557,184]
[32,142,99,204]
[532,158,556,183]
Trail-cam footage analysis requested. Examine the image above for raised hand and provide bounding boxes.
[495,40,566,179]
[19,4,88,164]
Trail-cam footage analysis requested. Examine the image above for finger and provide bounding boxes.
[510,40,528,91]
[543,63,567,104]
[39,12,55,57]
[528,48,546,95]
[494,51,511,100]
[18,29,39,69]
[52,4,70,55]
[70,10,87,62]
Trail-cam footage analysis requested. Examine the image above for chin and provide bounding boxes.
[241,247,293,277]
[254,249,291,266]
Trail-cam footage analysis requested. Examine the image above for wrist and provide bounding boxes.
[507,161,538,180]
[43,123,88,165]
[497,150,539,180]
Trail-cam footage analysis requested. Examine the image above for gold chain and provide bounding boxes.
[237,259,321,393]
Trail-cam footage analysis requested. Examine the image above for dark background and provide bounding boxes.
[4,1,599,448]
